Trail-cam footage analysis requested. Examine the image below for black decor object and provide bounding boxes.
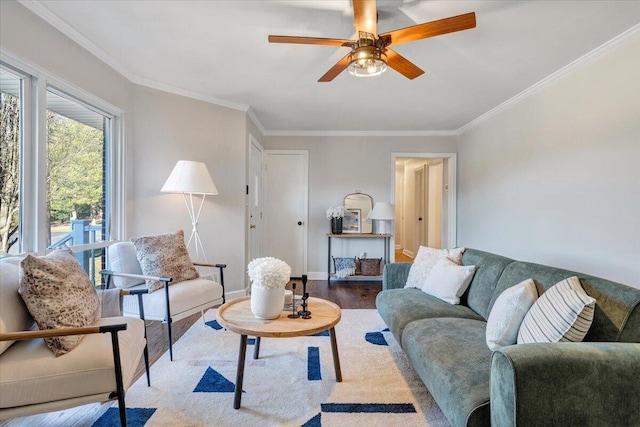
[298,275,311,319]
[287,282,299,319]
[331,217,343,234]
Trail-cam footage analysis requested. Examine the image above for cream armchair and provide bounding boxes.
[0,258,149,427]
[103,242,226,361]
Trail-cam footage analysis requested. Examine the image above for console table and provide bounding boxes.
[326,233,392,282]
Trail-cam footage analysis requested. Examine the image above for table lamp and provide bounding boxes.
[368,202,395,235]
[161,160,218,262]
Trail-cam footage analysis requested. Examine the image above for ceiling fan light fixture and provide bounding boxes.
[348,47,387,77]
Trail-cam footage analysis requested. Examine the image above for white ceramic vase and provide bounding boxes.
[250,284,285,319]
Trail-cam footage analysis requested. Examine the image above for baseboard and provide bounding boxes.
[307,272,327,281]
[224,288,249,301]
[403,249,415,258]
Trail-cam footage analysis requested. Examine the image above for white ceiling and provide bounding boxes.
[22,0,640,134]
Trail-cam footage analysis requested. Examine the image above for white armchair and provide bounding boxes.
[103,242,226,361]
[0,258,149,427]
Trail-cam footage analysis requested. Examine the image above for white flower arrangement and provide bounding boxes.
[247,257,292,290]
[326,206,346,219]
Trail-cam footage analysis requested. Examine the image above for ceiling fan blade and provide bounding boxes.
[268,35,354,47]
[385,49,425,80]
[318,53,352,82]
[380,12,476,47]
[352,0,377,35]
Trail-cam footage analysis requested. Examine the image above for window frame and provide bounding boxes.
[1,51,126,257]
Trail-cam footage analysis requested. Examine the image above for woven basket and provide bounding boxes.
[359,258,382,276]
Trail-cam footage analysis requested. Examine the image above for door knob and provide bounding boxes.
[250,224,256,229]
[297,221,303,226]
[418,217,423,221]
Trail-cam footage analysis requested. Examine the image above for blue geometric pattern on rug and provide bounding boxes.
[92,407,156,427]
[311,330,330,337]
[205,319,223,330]
[321,403,416,413]
[308,346,321,380]
[302,412,322,427]
[365,331,388,346]
[193,367,244,393]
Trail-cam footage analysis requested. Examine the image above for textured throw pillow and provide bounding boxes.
[19,246,101,356]
[517,276,596,344]
[131,230,199,292]
[486,279,538,350]
[333,257,356,278]
[405,246,465,289]
[421,257,476,304]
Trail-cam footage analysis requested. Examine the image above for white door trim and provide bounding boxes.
[391,153,457,249]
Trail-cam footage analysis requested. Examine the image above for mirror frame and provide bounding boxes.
[344,192,374,234]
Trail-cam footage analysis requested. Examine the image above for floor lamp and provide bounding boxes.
[161,160,218,263]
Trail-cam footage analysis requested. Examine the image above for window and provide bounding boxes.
[1,58,124,285]
[0,68,23,255]
[46,89,111,282]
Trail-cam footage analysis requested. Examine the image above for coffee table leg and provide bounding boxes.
[253,336,261,359]
[329,327,342,382]
[234,334,248,409]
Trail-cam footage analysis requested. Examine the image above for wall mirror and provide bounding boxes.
[344,192,373,234]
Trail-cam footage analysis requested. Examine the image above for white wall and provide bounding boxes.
[131,85,248,295]
[262,135,457,277]
[457,37,640,288]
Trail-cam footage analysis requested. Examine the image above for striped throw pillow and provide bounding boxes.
[517,276,596,344]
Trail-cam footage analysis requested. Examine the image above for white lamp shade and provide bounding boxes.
[369,202,395,220]
[161,160,219,195]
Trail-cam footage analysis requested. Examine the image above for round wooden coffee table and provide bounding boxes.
[216,296,342,409]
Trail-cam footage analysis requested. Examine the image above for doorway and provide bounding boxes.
[248,135,264,264]
[392,154,456,259]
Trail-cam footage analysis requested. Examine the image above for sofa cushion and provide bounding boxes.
[491,261,640,342]
[375,288,484,346]
[19,247,101,356]
[0,316,145,409]
[107,242,145,288]
[518,276,595,344]
[0,259,34,355]
[460,249,515,320]
[405,246,465,289]
[486,278,538,350]
[131,230,199,292]
[122,278,223,321]
[402,317,492,427]
[421,257,476,304]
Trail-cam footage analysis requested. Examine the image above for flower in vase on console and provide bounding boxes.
[326,206,346,219]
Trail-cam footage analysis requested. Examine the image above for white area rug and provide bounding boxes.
[94,309,450,427]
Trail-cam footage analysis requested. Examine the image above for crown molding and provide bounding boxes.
[457,24,640,135]
[130,75,249,112]
[18,0,135,82]
[246,107,267,134]
[262,129,459,137]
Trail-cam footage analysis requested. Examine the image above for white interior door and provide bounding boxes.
[264,150,308,276]
[248,137,264,262]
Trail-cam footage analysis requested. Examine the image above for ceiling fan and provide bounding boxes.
[268,0,476,82]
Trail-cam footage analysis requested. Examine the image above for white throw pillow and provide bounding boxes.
[517,276,596,344]
[486,279,538,350]
[405,246,465,289]
[421,257,476,304]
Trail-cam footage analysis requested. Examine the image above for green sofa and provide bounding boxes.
[376,248,640,427]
